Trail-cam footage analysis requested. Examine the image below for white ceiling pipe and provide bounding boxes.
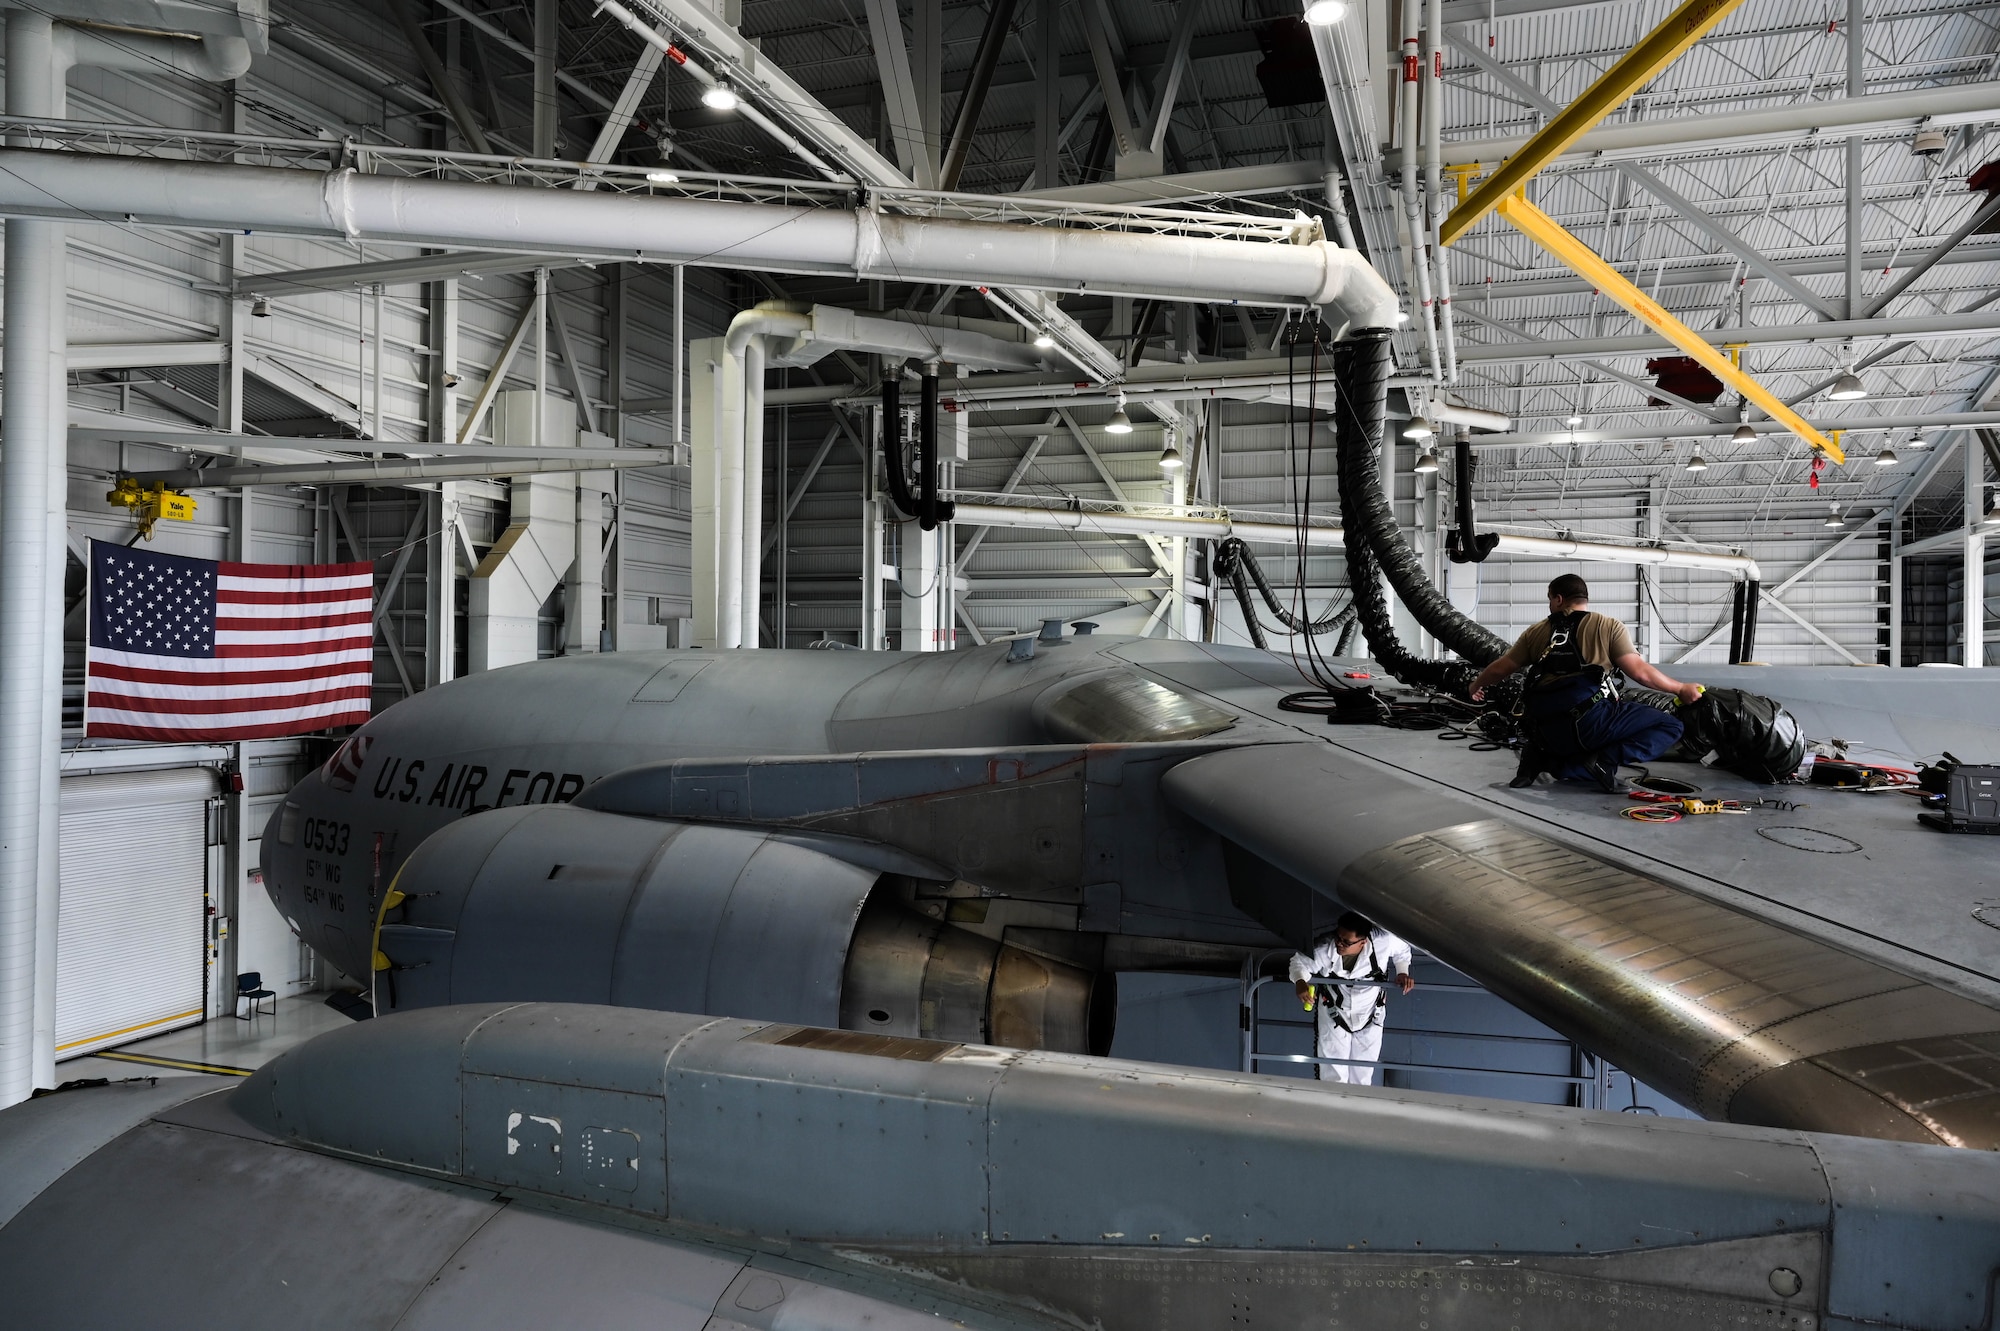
[0,149,1400,318]
[1429,402,1510,432]
[769,306,1046,373]
[949,501,1760,579]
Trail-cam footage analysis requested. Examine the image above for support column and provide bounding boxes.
[1889,500,1904,667]
[2,8,65,1105]
[1845,0,1863,319]
[860,406,887,650]
[899,519,948,650]
[688,336,728,649]
[741,337,765,649]
[1967,436,1988,667]
[426,276,460,686]
[1034,0,1060,187]
[533,0,559,158]
[607,265,627,650]
[913,0,943,186]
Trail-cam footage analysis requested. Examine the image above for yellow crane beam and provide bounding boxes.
[1441,0,1747,247]
[1493,192,1844,463]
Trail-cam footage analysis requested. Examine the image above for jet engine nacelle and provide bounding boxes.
[377,804,1113,1055]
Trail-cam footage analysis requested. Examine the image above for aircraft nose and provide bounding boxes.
[259,785,372,982]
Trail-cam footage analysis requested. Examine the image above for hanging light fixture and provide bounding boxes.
[1158,443,1184,471]
[250,296,271,318]
[1908,430,1930,451]
[1874,444,1900,467]
[1824,504,1844,529]
[702,82,740,111]
[1684,449,1708,472]
[644,168,681,185]
[1033,329,1056,349]
[1984,489,2000,526]
[1105,393,1133,434]
[1303,0,1347,23]
[1565,412,1583,427]
[1413,447,1441,474]
[1402,412,1434,441]
[1827,370,1867,400]
[1731,423,1756,445]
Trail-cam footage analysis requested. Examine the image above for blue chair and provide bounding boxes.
[235,972,276,1020]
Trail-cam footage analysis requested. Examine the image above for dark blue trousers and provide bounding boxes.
[1526,695,1684,782]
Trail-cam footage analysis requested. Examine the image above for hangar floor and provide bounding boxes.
[55,997,353,1085]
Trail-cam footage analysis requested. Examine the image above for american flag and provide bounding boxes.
[86,541,376,741]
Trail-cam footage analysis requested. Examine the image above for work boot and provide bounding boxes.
[1585,752,1629,794]
[1509,746,1545,789]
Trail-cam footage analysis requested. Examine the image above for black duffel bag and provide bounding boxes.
[1662,687,1807,784]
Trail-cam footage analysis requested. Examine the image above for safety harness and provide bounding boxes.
[1310,938,1393,1033]
[1520,611,1617,749]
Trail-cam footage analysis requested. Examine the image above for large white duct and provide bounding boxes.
[469,394,580,671]
[948,501,1762,580]
[0,150,1401,323]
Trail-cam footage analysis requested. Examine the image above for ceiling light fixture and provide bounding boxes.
[1158,443,1184,471]
[1985,490,2000,526]
[1402,413,1434,441]
[1874,445,1900,467]
[1912,127,1948,157]
[1413,447,1441,474]
[1828,370,1866,400]
[1303,0,1348,23]
[1824,504,1844,529]
[1565,412,1583,427]
[1731,423,1756,445]
[1033,329,1056,349]
[1684,450,1708,473]
[702,82,740,112]
[644,168,680,185]
[250,296,270,318]
[1105,393,1133,434]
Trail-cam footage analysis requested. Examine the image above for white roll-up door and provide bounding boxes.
[56,768,217,1059]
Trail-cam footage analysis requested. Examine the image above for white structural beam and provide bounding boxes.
[1031,80,2000,205]
[947,498,1760,578]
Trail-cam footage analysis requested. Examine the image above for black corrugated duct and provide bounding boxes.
[1333,331,1508,690]
[1212,537,1356,651]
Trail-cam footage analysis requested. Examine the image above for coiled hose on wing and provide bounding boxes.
[1212,537,1356,651]
[1332,331,1503,694]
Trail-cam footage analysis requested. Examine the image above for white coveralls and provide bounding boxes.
[1288,929,1413,1085]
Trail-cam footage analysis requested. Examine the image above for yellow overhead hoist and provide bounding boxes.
[106,477,197,541]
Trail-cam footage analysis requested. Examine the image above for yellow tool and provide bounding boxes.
[1491,193,1844,464]
[105,477,198,541]
[1443,0,1748,245]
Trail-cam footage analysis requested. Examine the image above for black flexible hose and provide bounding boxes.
[880,378,918,520]
[1331,330,1480,693]
[1334,331,1509,675]
[1213,537,1353,649]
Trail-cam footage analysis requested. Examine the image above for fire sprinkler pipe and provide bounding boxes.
[0,149,1404,321]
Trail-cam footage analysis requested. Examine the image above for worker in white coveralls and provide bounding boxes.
[1289,912,1415,1085]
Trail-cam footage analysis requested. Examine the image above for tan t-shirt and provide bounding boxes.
[1501,611,1635,671]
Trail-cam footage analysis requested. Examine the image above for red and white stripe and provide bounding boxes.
[86,559,376,741]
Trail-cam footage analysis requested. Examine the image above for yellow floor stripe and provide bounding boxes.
[56,1008,206,1053]
[93,1051,255,1077]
